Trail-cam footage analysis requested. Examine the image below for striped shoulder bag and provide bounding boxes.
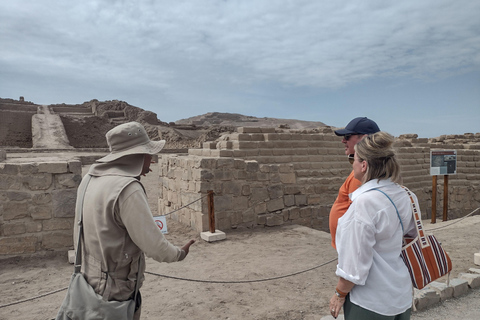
[374,186,452,289]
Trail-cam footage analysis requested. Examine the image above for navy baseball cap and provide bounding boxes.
[334,117,380,136]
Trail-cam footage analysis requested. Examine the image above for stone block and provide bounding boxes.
[23,173,53,190]
[25,221,42,233]
[231,196,249,210]
[469,268,480,274]
[459,273,480,288]
[266,214,284,226]
[38,162,68,174]
[295,194,307,206]
[238,127,262,133]
[68,160,82,175]
[280,173,296,184]
[0,163,18,175]
[56,173,82,188]
[284,194,295,207]
[414,287,441,310]
[3,222,26,236]
[43,219,72,231]
[288,207,300,220]
[200,230,227,242]
[427,281,454,300]
[0,236,37,255]
[3,201,29,220]
[266,198,284,212]
[52,189,77,218]
[0,149,6,161]
[257,214,266,225]
[30,205,52,220]
[68,250,76,264]
[448,278,469,297]
[254,203,267,214]
[42,232,73,249]
[5,191,31,201]
[32,193,52,205]
[203,142,217,149]
[267,185,284,198]
[474,252,480,265]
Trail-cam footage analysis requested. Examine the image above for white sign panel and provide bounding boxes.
[153,216,168,234]
[430,150,457,176]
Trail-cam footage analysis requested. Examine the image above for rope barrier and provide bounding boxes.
[160,194,208,217]
[424,207,480,232]
[1,189,477,309]
[145,257,338,284]
[0,286,68,309]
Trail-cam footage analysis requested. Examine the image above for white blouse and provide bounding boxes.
[335,178,416,316]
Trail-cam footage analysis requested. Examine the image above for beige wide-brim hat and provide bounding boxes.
[97,121,166,163]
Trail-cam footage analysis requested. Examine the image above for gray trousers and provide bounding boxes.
[344,294,411,320]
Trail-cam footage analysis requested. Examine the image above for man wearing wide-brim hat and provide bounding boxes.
[73,122,195,319]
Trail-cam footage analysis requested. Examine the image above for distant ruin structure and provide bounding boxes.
[0,97,479,258]
[159,127,480,233]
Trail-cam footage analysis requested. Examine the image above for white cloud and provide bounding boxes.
[0,0,479,137]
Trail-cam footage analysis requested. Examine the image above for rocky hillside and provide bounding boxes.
[176,112,326,130]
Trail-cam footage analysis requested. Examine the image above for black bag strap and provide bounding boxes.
[74,174,142,302]
[74,174,92,273]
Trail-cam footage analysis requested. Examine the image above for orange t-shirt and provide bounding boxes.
[329,170,362,249]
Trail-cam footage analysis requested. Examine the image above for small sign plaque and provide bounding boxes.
[153,216,168,234]
[430,150,457,176]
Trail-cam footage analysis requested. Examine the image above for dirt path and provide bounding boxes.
[31,105,72,149]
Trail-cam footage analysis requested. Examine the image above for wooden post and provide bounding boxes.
[432,175,437,223]
[207,190,215,233]
[443,175,448,221]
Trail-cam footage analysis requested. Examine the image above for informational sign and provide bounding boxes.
[153,216,168,234]
[430,150,457,176]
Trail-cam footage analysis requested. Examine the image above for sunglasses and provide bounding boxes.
[348,154,355,165]
[344,133,359,141]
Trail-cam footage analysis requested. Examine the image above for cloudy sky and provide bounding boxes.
[1,0,479,138]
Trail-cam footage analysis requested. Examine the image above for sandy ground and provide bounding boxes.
[0,163,479,320]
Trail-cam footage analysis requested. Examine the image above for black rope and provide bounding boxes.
[145,257,338,284]
[160,194,208,217]
[424,207,480,232]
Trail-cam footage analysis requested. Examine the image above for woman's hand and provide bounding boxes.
[329,294,346,319]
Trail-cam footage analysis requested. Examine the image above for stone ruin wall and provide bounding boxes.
[1,126,479,257]
[0,101,38,148]
[0,157,82,258]
[159,127,480,233]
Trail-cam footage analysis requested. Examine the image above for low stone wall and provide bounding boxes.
[159,127,480,233]
[0,158,82,258]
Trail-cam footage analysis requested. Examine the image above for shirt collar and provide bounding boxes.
[350,178,395,201]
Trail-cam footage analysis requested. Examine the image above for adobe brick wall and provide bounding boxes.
[159,127,480,233]
[0,110,35,148]
[0,158,82,258]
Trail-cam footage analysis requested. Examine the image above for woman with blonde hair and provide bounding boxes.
[329,131,416,320]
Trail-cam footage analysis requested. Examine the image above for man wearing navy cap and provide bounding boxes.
[329,117,380,249]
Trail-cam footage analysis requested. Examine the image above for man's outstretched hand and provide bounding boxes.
[182,240,196,256]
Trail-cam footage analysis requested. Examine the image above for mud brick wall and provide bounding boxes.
[0,110,36,148]
[0,159,82,257]
[159,127,480,233]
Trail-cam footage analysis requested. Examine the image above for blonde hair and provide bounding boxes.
[354,131,401,183]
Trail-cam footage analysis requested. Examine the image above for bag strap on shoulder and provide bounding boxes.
[74,174,92,273]
[370,188,404,233]
[400,186,430,249]
[74,174,142,302]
